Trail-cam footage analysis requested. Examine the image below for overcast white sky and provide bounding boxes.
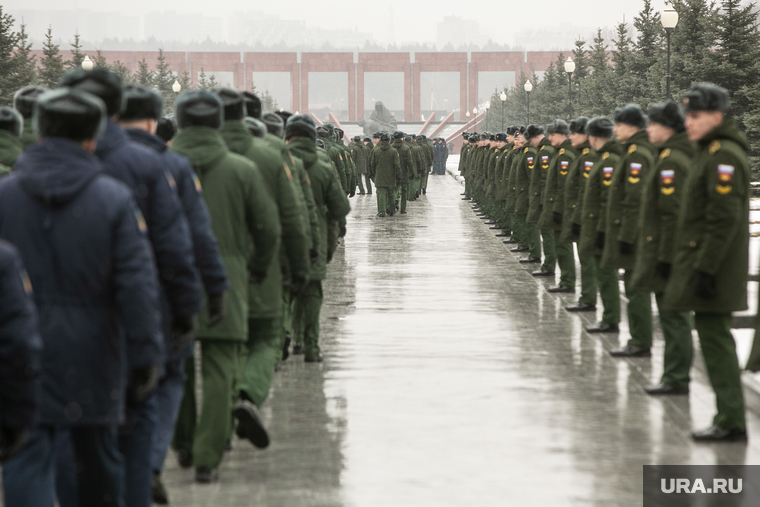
[6,0,669,46]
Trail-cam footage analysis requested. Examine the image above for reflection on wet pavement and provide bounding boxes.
[8,174,757,506]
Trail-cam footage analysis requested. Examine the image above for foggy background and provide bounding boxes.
[4,0,654,51]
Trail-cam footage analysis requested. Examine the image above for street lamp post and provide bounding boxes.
[499,91,507,131]
[661,4,679,99]
[484,102,491,130]
[564,57,575,120]
[466,110,470,124]
[172,79,182,93]
[82,55,93,70]
[524,80,533,125]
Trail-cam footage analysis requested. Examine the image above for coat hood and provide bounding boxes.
[14,138,102,206]
[94,120,129,159]
[378,140,392,151]
[288,138,318,168]
[220,120,255,156]
[170,126,228,175]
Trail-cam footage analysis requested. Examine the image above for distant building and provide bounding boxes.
[436,16,488,48]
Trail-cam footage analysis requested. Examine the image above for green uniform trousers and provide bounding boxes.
[173,340,238,469]
[540,229,556,273]
[376,187,393,214]
[623,270,653,349]
[578,250,597,306]
[357,175,366,194]
[495,201,510,230]
[694,312,746,430]
[512,213,528,249]
[238,317,281,407]
[421,169,429,190]
[294,281,324,359]
[399,182,408,213]
[556,240,576,289]
[364,175,373,195]
[517,215,541,259]
[594,256,620,325]
[654,292,693,389]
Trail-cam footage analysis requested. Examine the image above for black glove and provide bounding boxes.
[171,314,197,351]
[693,271,718,300]
[655,262,671,280]
[249,271,267,284]
[349,189,356,198]
[339,225,347,238]
[619,241,635,255]
[206,292,227,328]
[290,273,310,296]
[326,250,334,263]
[0,426,28,463]
[571,223,581,236]
[309,248,320,267]
[553,212,562,224]
[595,232,606,250]
[127,364,160,404]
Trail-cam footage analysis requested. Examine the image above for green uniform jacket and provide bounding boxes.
[370,140,402,188]
[494,145,513,201]
[323,138,347,190]
[352,141,368,175]
[288,138,350,281]
[458,143,469,175]
[474,146,487,193]
[527,138,556,224]
[579,140,623,257]
[20,122,36,149]
[405,140,419,177]
[171,126,281,341]
[0,131,23,168]
[505,147,524,212]
[417,139,432,171]
[630,131,695,293]
[460,144,472,177]
[562,143,597,244]
[485,147,499,197]
[337,140,357,193]
[515,145,537,214]
[601,131,656,270]
[664,119,750,313]
[538,139,576,231]
[410,143,426,179]
[391,139,414,183]
[221,121,310,319]
[265,133,320,255]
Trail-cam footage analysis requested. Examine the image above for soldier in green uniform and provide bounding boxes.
[0,108,24,169]
[629,101,694,394]
[404,135,419,202]
[421,135,434,194]
[170,91,281,480]
[482,134,500,222]
[212,88,311,444]
[563,118,600,304]
[578,117,622,333]
[370,133,402,217]
[317,125,347,191]
[285,115,351,363]
[602,105,655,355]
[505,128,526,248]
[664,84,749,441]
[335,128,357,197]
[352,135,369,195]
[490,132,513,234]
[515,125,543,264]
[526,124,556,273]
[13,86,46,149]
[410,134,426,200]
[461,133,474,200]
[392,131,414,215]
[538,120,576,290]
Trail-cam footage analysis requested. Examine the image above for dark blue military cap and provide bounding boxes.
[175,90,223,130]
[58,67,124,117]
[14,86,47,119]
[495,132,507,141]
[0,107,23,138]
[121,85,163,122]
[35,88,106,141]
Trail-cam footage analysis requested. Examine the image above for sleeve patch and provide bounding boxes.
[541,155,549,169]
[193,174,202,192]
[527,156,535,169]
[716,164,734,194]
[283,162,293,180]
[661,169,675,195]
[583,161,594,178]
[603,166,614,186]
[560,160,569,175]
[628,162,642,184]
[134,207,148,234]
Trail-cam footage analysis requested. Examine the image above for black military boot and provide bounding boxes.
[152,472,169,505]
[293,341,304,355]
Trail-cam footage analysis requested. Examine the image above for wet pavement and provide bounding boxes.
[4,169,759,506]
[148,169,760,506]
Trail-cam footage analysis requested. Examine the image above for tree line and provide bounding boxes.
[482,0,760,179]
[0,7,279,116]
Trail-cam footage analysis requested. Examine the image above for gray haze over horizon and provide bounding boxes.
[5,0,667,50]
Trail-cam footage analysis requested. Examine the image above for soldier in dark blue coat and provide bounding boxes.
[0,88,163,507]
[118,85,229,504]
[0,240,42,464]
[56,68,203,507]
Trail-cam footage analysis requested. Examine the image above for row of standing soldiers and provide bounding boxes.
[0,66,352,507]
[459,82,755,443]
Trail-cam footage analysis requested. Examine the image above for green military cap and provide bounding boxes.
[569,117,589,134]
[524,124,544,140]
[585,117,613,137]
[547,119,569,135]
[681,83,730,112]
[613,104,647,128]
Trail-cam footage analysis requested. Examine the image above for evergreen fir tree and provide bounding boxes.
[111,60,133,86]
[631,0,664,100]
[154,49,176,114]
[135,58,154,87]
[178,70,192,92]
[669,0,718,93]
[38,26,65,89]
[261,90,278,112]
[65,32,85,71]
[5,22,36,104]
[583,29,617,117]
[0,7,20,105]
[94,50,109,69]
[198,69,210,90]
[611,21,636,105]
